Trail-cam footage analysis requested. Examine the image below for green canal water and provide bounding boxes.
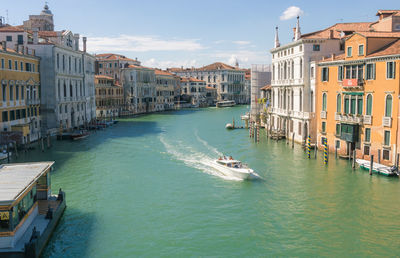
[12,106,400,257]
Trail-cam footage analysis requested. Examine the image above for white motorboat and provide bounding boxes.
[356,159,398,177]
[211,157,256,180]
[0,150,11,161]
[216,100,235,108]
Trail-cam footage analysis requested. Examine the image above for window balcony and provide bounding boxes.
[336,113,363,124]
[320,111,327,119]
[363,115,372,125]
[383,117,392,127]
[341,78,364,89]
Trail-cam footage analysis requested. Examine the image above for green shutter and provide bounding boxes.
[385,95,392,117]
[366,95,372,115]
[337,94,341,112]
[373,63,376,80]
[357,98,363,115]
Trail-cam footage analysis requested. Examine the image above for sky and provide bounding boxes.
[1,0,399,69]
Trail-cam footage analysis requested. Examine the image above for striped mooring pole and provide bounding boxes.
[256,124,260,143]
[307,135,311,158]
[324,138,328,165]
[249,122,252,138]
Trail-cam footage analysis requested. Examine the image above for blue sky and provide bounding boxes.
[1,0,398,68]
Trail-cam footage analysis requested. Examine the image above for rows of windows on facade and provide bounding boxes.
[1,58,36,72]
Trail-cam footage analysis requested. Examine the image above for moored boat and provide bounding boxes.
[71,130,89,141]
[216,100,235,108]
[210,157,257,180]
[355,159,398,177]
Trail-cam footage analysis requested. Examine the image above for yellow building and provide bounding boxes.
[95,75,124,119]
[0,43,41,144]
[316,32,400,165]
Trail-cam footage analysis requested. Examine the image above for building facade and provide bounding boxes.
[180,77,207,107]
[269,17,375,144]
[95,53,140,83]
[316,31,400,165]
[0,43,41,144]
[155,70,178,111]
[95,75,123,118]
[121,65,156,114]
[168,62,248,104]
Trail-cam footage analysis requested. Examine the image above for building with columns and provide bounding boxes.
[0,4,96,133]
[269,16,373,144]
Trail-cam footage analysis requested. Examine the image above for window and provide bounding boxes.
[338,66,344,81]
[387,61,395,79]
[20,62,23,71]
[357,98,363,115]
[16,85,19,100]
[336,124,341,136]
[366,94,372,115]
[347,46,352,57]
[310,66,314,78]
[336,140,340,149]
[9,85,13,101]
[17,35,23,45]
[366,63,375,80]
[2,85,6,101]
[322,67,329,82]
[384,130,390,146]
[336,94,341,113]
[364,146,370,156]
[322,122,326,133]
[313,44,320,51]
[385,95,392,117]
[1,59,4,69]
[6,36,12,41]
[300,59,303,78]
[350,96,356,115]
[8,60,11,69]
[365,128,371,142]
[322,93,327,111]
[2,111,8,122]
[14,61,18,70]
[383,149,390,160]
[358,45,364,55]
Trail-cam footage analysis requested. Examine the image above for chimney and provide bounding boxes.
[2,41,6,51]
[33,28,38,44]
[73,33,80,51]
[83,37,87,52]
[329,30,334,39]
[331,53,335,60]
[21,45,25,55]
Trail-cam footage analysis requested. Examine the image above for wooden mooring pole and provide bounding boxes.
[378,149,381,164]
[352,150,356,169]
[370,155,374,175]
[292,133,294,148]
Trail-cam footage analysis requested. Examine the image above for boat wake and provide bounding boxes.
[159,134,243,181]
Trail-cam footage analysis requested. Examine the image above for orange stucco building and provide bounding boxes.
[316,30,400,165]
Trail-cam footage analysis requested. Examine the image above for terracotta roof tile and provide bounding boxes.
[38,31,59,37]
[260,85,271,90]
[356,31,400,38]
[367,39,400,57]
[95,75,114,80]
[155,69,174,76]
[199,62,237,71]
[0,25,24,32]
[301,22,374,40]
[180,77,204,82]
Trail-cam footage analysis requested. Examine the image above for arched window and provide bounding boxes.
[336,94,341,113]
[385,95,392,117]
[291,61,294,79]
[366,94,372,115]
[322,93,327,111]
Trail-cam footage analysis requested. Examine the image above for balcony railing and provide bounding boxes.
[364,115,372,125]
[341,78,364,89]
[336,113,363,124]
[320,111,327,119]
[383,117,392,127]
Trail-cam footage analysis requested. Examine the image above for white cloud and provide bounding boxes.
[86,34,204,53]
[214,50,269,68]
[280,6,304,21]
[142,58,198,69]
[233,40,251,46]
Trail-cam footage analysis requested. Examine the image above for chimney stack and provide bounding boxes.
[33,28,38,44]
[83,37,87,53]
[2,41,6,51]
[331,53,335,60]
[21,45,25,55]
[329,30,334,39]
[73,33,80,51]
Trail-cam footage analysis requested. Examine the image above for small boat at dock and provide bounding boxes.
[216,100,235,108]
[355,159,398,177]
[210,156,258,180]
[71,130,89,141]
